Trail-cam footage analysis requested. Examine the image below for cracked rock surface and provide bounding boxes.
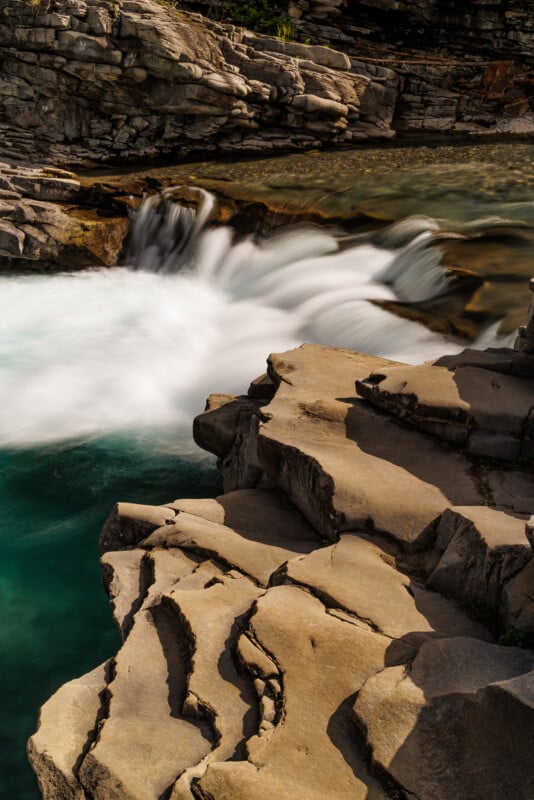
[29,340,534,800]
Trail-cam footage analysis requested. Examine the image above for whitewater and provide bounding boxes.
[0,188,513,447]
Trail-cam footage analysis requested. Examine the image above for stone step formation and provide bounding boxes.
[29,284,534,800]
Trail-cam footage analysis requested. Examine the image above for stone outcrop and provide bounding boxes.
[357,280,534,463]
[0,0,397,166]
[29,315,534,799]
[0,162,128,270]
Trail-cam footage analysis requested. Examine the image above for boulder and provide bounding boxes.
[354,637,534,800]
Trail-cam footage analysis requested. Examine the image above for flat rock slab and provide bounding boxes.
[252,345,484,546]
[284,534,490,644]
[142,489,321,587]
[357,359,534,462]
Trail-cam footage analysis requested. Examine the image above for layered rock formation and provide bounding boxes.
[3,0,534,166]
[0,162,128,270]
[0,0,396,166]
[29,289,534,800]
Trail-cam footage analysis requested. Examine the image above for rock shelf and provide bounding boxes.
[29,299,534,798]
[0,162,128,270]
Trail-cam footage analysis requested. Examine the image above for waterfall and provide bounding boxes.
[0,188,514,447]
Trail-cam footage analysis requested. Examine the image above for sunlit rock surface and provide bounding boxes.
[0,162,128,270]
[0,0,396,166]
[29,315,534,799]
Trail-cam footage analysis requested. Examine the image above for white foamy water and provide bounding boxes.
[0,189,514,447]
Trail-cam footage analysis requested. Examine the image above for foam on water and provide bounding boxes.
[0,189,514,447]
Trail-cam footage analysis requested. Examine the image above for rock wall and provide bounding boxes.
[3,0,534,166]
[338,0,534,62]
[0,0,396,166]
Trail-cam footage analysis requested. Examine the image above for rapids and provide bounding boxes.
[0,188,513,448]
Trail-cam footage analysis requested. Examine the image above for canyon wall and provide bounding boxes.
[3,0,534,167]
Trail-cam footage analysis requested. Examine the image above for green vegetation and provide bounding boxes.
[227,0,294,37]
[498,627,534,648]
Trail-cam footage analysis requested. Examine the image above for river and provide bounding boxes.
[2,142,534,797]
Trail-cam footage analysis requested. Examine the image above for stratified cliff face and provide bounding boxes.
[0,0,397,165]
[3,0,534,167]
[28,294,534,800]
[338,0,534,61]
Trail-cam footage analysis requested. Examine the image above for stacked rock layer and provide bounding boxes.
[4,0,534,166]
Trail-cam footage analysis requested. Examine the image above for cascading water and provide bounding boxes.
[0,187,514,448]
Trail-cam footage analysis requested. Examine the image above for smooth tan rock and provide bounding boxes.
[357,360,534,462]
[143,501,319,587]
[284,534,490,644]
[167,572,262,799]
[101,549,147,637]
[196,584,391,800]
[250,345,483,546]
[354,637,534,800]
[79,603,212,800]
[28,662,109,800]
